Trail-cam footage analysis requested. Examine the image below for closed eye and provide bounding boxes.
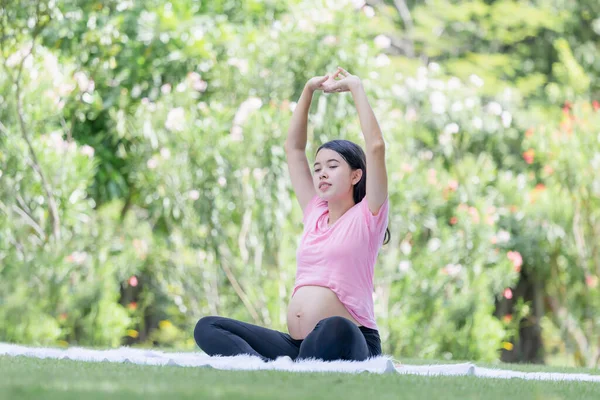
[314,165,337,173]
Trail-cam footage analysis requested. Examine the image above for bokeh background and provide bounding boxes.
[1,0,599,367]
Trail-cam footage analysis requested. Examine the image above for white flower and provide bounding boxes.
[374,34,391,49]
[469,74,484,88]
[428,238,442,252]
[80,145,95,157]
[447,77,462,90]
[147,157,158,169]
[429,79,445,91]
[400,240,412,255]
[227,57,249,75]
[74,71,94,92]
[363,5,375,17]
[415,78,428,92]
[465,97,477,109]
[487,101,503,116]
[322,35,337,46]
[398,261,411,273]
[497,230,511,243]
[232,97,263,129]
[230,125,243,141]
[165,107,185,132]
[417,66,428,78]
[430,91,447,114]
[193,80,208,92]
[160,148,171,159]
[444,123,459,135]
[375,53,390,67]
[438,131,452,146]
[501,111,512,128]
[391,84,405,98]
[428,62,440,73]
[188,190,200,200]
[472,117,483,129]
[451,101,464,113]
[445,263,463,277]
[218,177,227,187]
[161,83,172,94]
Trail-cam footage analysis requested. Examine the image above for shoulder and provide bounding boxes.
[357,195,389,236]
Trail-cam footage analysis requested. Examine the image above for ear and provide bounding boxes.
[351,169,363,186]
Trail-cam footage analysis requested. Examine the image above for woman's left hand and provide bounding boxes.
[322,67,361,93]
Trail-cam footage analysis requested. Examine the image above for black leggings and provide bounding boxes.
[194,315,381,362]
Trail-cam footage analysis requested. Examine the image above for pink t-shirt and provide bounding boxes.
[292,194,389,330]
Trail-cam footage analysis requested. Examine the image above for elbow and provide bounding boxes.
[367,139,385,154]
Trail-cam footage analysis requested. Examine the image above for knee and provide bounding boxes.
[194,316,220,348]
[317,316,355,336]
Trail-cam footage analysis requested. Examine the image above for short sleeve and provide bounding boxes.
[359,195,389,241]
[302,194,327,226]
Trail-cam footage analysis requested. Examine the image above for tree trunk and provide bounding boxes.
[496,271,545,363]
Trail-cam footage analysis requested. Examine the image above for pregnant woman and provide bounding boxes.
[194,67,390,362]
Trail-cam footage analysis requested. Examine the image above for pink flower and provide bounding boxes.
[503,288,513,300]
[586,275,598,289]
[507,251,523,272]
[128,276,138,287]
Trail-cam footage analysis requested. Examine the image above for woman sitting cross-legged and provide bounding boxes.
[194,66,390,362]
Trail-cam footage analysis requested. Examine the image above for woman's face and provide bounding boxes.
[312,148,362,202]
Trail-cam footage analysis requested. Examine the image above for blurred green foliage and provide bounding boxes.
[0,0,598,366]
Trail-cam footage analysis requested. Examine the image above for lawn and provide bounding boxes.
[1,356,599,400]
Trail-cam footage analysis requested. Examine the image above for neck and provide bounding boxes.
[327,195,356,226]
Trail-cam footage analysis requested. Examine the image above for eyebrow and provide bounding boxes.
[313,159,340,167]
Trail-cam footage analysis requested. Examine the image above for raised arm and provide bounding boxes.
[285,72,341,211]
[324,67,388,215]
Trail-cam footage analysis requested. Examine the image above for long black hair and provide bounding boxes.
[316,139,391,245]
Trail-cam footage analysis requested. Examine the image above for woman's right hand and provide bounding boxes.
[306,69,342,92]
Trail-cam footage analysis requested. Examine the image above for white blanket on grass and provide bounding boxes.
[1,343,599,383]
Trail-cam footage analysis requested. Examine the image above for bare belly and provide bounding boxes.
[287,285,360,340]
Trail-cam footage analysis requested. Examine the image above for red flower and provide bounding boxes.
[127,302,138,311]
[503,314,513,323]
[450,216,458,225]
[523,149,535,164]
[593,101,600,111]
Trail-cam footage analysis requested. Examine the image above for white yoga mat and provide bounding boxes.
[1,342,599,382]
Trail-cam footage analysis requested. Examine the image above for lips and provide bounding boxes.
[319,182,331,190]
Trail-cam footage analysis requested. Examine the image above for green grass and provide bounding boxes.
[1,356,599,400]
[399,358,600,375]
